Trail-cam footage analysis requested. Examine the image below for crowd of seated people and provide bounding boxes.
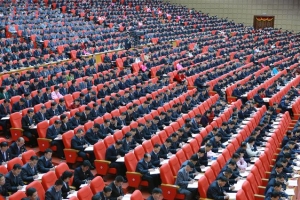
[0,0,299,199]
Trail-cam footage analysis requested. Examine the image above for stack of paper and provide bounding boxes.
[116,157,125,162]
[187,181,198,188]
[122,194,132,200]
[285,188,295,196]
[34,173,44,180]
[80,184,88,188]
[227,193,237,199]
[67,191,78,198]
[194,173,204,180]
[288,180,298,187]
[84,146,94,151]
[150,168,160,175]
[233,179,246,191]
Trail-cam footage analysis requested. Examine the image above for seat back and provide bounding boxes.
[62,130,74,148]
[21,150,36,164]
[134,145,145,161]
[77,186,94,200]
[93,141,106,160]
[7,157,23,171]
[160,163,175,184]
[130,190,143,200]
[90,176,105,194]
[169,156,181,176]
[26,181,45,200]
[8,191,26,200]
[124,152,138,171]
[37,120,49,138]
[42,171,57,191]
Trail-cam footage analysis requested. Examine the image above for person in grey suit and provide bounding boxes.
[21,156,39,183]
[45,179,64,200]
[175,161,198,200]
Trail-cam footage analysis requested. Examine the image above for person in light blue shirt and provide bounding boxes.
[271,65,279,76]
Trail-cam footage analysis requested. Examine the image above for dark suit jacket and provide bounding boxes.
[0,149,11,163]
[5,171,24,192]
[60,122,71,134]
[57,105,67,114]
[46,125,59,140]
[80,112,90,125]
[108,181,124,200]
[45,186,62,200]
[71,136,89,151]
[159,145,169,159]
[0,104,10,118]
[105,145,124,162]
[46,109,60,120]
[68,117,80,129]
[12,102,26,113]
[33,112,46,124]
[150,151,161,167]
[9,142,26,158]
[21,115,35,131]
[72,166,94,189]
[84,129,100,145]
[136,159,152,175]
[61,179,70,198]
[37,156,53,173]
[207,181,226,200]
[21,163,38,183]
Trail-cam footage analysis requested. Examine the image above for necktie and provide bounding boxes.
[2,152,5,161]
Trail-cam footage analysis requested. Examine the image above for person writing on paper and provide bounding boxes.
[147,188,163,200]
[265,182,288,199]
[246,137,260,157]
[207,176,230,200]
[0,99,11,138]
[37,149,55,173]
[73,160,94,190]
[105,140,127,180]
[5,163,24,192]
[151,144,163,167]
[159,139,173,159]
[9,137,27,158]
[108,176,125,200]
[265,174,287,193]
[265,191,282,200]
[45,179,63,200]
[0,173,8,197]
[209,133,225,153]
[0,142,11,164]
[216,168,235,192]
[236,149,248,170]
[93,186,112,200]
[60,170,75,198]
[84,123,102,145]
[21,109,38,147]
[180,154,200,178]
[22,187,39,200]
[136,153,161,193]
[21,155,39,183]
[46,120,65,159]
[175,161,199,200]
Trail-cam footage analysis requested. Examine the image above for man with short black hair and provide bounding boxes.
[5,163,24,192]
[93,186,112,200]
[21,108,37,147]
[0,173,8,197]
[108,176,125,200]
[147,188,163,200]
[21,155,39,183]
[207,176,229,200]
[175,161,198,200]
[37,148,55,173]
[105,140,126,179]
[73,160,94,190]
[45,179,64,200]
[22,187,39,200]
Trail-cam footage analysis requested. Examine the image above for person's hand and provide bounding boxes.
[117,197,123,200]
[224,195,230,199]
[189,180,195,184]
[117,155,121,159]
[1,162,6,165]
[148,168,154,172]
[160,158,164,162]
[33,175,39,179]
[17,186,23,190]
[86,180,91,184]
[50,167,55,171]
[230,186,235,191]
[69,190,75,194]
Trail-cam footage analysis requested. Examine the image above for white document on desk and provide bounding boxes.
[285,188,295,196]
[116,157,124,162]
[85,146,94,151]
[19,185,27,192]
[54,137,62,140]
[1,116,9,120]
[160,159,169,165]
[288,180,298,187]
[246,165,254,171]
[150,168,160,175]
[187,181,198,188]
[67,191,78,198]
[122,194,132,200]
[194,173,204,180]
[80,184,88,188]
[34,173,44,180]
[240,171,250,177]
[233,179,246,191]
[227,193,237,199]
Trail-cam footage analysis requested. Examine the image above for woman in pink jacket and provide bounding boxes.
[51,85,63,100]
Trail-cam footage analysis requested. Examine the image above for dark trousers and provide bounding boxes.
[110,162,126,177]
[77,151,95,164]
[51,140,64,158]
[142,174,161,193]
[23,130,38,146]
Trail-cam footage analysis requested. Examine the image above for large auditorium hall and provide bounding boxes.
[0,0,299,199]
